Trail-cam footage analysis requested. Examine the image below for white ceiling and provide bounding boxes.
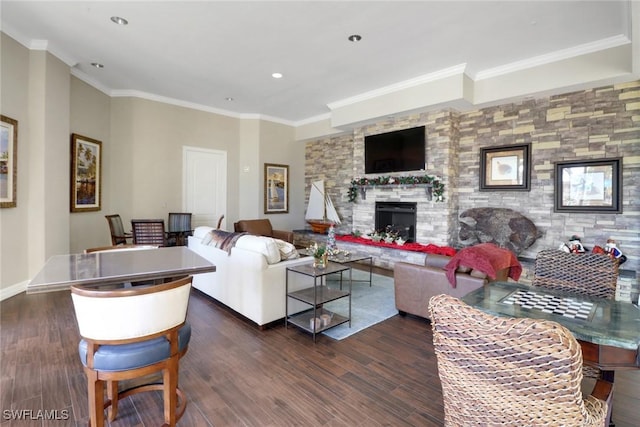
[0,1,634,125]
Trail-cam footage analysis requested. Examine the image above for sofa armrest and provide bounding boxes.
[394,261,487,319]
[272,229,294,244]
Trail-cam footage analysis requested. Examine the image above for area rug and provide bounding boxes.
[321,269,398,340]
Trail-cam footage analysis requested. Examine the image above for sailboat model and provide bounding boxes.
[305,180,341,234]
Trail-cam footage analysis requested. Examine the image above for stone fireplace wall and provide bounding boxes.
[305,110,460,246]
[304,80,639,289]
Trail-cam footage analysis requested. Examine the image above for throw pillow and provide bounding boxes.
[235,235,281,264]
[274,239,300,260]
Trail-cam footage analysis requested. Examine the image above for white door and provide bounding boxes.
[183,146,227,229]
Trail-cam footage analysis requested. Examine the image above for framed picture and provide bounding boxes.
[1,115,18,208]
[554,158,622,213]
[70,133,102,212]
[264,163,288,214]
[479,143,531,191]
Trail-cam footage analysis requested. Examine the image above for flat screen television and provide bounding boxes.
[364,126,426,174]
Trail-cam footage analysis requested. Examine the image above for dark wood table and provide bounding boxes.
[28,246,216,293]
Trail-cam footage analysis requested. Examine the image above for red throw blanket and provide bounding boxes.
[336,234,457,256]
[444,243,522,287]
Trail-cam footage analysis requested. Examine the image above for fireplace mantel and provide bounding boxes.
[356,183,435,201]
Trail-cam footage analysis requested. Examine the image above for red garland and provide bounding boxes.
[335,234,456,256]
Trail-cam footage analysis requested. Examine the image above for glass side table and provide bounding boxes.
[327,252,373,290]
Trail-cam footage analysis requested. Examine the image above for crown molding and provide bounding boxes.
[2,26,76,66]
[474,35,631,80]
[70,68,112,95]
[327,64,467,111]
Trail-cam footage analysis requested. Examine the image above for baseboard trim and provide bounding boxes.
[0,280,28,301]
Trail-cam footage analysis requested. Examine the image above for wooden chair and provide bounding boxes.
[167,212,192,246]
[532,249,618,299]
[70,276,192,427]
[428,294,612,427]
[131,219,167,246]
[105,214,132,246]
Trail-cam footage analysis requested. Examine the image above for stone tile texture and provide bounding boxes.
[304,81,639,295]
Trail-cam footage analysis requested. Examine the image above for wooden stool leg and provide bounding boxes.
[163,357,179,426]
[107,380,119,421]
[87,372,105,427]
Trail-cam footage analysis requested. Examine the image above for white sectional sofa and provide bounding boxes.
[187,226,314,327]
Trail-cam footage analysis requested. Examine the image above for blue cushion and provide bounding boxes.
[78,323,191,372]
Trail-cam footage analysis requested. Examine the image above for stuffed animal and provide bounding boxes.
[559,235,587,253]
[604,238,627,264]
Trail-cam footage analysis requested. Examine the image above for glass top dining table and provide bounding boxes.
[27,246,216,294]
[462,281,640,356]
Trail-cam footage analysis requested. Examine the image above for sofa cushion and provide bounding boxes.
[470,269,488,279]
[274,239,299,260]
[425,254,451,269]
[193,226,215,240]
[235,235,281,264]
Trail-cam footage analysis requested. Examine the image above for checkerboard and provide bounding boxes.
[500,289,595,320]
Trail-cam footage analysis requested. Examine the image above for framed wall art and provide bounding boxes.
[1,115,18,208]
[479,143,531,191]
[264,163,288,214]
[70,133,102,212]
[554,158,622,213]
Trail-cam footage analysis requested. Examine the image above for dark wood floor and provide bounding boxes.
[1,284,639,426]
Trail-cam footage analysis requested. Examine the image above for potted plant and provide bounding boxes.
[308,243,328,269]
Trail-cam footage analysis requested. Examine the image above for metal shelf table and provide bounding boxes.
[285,262,352,341]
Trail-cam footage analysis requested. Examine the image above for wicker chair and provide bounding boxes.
[532,249,619,381]
[532,249,618,299]
[428,294,612,427]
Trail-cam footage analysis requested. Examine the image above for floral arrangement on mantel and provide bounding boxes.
[348,174,445,202]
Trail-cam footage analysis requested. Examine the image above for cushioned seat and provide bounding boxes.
[70,276,193,427]
[78,323,191,372]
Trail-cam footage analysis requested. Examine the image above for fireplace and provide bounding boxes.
[375,202,417,242]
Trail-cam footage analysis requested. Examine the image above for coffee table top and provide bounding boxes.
[298,249,371,264]
[328,252,372,264]
[287,262,349,277]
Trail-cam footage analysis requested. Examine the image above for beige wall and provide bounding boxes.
[0,32,307,297]
[0,34,31,294]
[69,77,111,253]
[0,35,71,299]
[258,120,306,231]
[113,97,243,227]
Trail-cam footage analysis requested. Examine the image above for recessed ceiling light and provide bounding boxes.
[272,72,283,79]
[91,62,104,69]
[110,16,128,25]
[348,34,362,42]
[225,97,234,101]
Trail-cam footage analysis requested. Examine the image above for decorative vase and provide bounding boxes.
[313,253,328,269]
